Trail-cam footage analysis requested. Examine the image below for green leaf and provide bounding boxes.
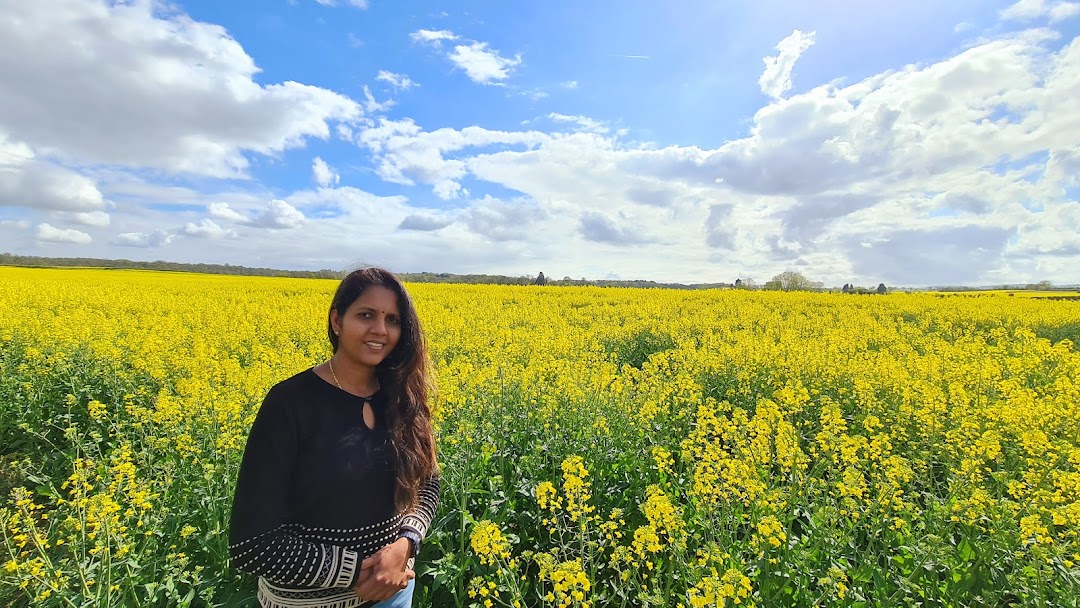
[957,537,975,561]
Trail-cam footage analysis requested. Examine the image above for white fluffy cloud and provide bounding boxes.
[447,42,523,85]
[0,0,361,178]
[548,113,609,133]
[1001,0,1080,22]
[208,202,248,222]
[113,230,174,248]
[376,71,416,91]
[410,29,458,45]
[411,30,522,85]
[193,198,305,231]
[1,134,107,212]
[53,211,110,227]
[355,118,547,199]
[36,223,92,244]
[1,163,107,212]
[633,30,1078,202]
[251,199,306,229]
[759,30,816,99]
[312,157,340,188]
[182,219,238,239]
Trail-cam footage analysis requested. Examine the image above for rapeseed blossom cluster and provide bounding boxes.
[559,456,594,523]
[536,556,590,608]
[535,481,559,511]
[650,446,674,477]
[688,567,752,607]
[754,515,786,550]
[470,520,512,566]
[632,485,685,559]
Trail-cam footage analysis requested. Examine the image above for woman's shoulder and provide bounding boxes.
[259,368,325,412]
[275,367,319,389]
[266,368,320,399]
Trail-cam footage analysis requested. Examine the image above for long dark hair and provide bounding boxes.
[328,267,438,511]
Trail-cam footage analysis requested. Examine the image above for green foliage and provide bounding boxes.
[764,271,824,292]
[1033,321,1080,351]
[603,329,678,369]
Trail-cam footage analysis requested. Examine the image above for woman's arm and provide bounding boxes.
[397,474,440,543]
[228,389,362,589]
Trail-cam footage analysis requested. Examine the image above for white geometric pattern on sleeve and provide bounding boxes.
[398,475,440,539]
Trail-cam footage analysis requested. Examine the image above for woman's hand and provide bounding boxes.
[353,538,414,602]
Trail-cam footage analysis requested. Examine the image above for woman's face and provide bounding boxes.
[332,285,402,367]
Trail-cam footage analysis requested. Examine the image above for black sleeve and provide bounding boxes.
[228,388,361,588]
[398,474,440,540]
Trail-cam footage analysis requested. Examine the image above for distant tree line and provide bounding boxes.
[763,271,824,291]
[841,283,889,295]
[0,254,729,289]
[930,280,1065,292]
[17,254,1059,293]
[752,271,891,294]
[534,273,731,290]
[397,271,537,285]
[0,253,343,279]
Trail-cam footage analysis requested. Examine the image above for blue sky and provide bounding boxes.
[1,0,1079,285]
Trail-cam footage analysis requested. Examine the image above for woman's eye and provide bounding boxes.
[388,317,401,325]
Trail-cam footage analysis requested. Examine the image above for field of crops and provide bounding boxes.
[2,267,1079,607]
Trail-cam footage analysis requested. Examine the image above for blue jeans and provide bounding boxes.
[371,579,414,608]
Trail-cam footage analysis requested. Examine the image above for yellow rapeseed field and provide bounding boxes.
[1,267,1079,607]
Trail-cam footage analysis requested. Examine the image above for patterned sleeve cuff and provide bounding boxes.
[331,547,360,588]
[398,517,428,539]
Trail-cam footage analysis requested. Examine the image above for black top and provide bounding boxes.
[228,369,440,606]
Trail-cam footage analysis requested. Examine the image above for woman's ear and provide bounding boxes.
[329,309,341,335]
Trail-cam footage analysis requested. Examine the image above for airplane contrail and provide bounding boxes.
[610,54,650,59]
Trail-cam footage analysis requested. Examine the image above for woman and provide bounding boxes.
[229,267,440,607]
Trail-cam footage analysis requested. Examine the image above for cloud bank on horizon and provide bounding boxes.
[1,0,1078,286]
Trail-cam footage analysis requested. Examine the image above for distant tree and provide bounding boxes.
[733,278,756,289]
[534,271,547,286]
[877,283,887,294]
[764,271,822,292]
[842,283,851,293]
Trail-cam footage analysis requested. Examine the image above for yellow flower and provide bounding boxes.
[536,481,559,511]
[470,520,511,566]
[651,446,674,476]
